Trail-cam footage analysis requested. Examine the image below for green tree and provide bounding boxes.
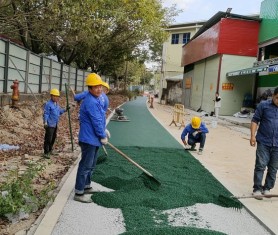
[0,0,179,74]
[109,59,146,90]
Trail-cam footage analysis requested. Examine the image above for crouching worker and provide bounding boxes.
[74,73,109,203]
[43,88,67,159]
[181,116,209,155]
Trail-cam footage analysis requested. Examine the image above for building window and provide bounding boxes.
[183,33,190,44]
[171,34,179,44]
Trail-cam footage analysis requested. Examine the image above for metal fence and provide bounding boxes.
[0,38,91,94]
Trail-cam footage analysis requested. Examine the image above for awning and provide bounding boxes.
[226,65,269,77]
[166,74,183,81]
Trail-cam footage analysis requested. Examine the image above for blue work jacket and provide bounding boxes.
[75,90,107,112]
[100,93,109,112]
[252,99,278,147]
[181,122,209,141]
[74,91,89,102]
[43,100,66,127]
[78,92,106,146]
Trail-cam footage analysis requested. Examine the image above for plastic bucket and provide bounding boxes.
[211,120,218,128]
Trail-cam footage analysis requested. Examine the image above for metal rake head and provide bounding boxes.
[218,195,243,211]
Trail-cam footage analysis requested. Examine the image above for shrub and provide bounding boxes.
[0,161,55,218]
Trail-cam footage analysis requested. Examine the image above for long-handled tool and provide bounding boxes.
[65,83,74,152]
[102,146,108,156]
[231,194,278,199]
[69,85,76,96]
[107,142,161,190]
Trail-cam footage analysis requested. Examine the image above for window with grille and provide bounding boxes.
[183,33,191,44]
[171,34,179,44]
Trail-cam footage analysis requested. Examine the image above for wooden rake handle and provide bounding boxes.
[102,145,108,156]
[231,194,278,199]
[107,142,154,178]
[69,85,76,96]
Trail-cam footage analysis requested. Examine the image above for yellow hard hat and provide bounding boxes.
[85,73,102,86]
[102,82,110,90]
[50,88,60,96]
[191,116,201,129]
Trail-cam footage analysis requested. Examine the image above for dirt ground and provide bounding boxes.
[0,92,128,235]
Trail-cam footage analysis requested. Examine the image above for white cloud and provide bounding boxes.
[162,0,262,23]
[163,0,197,10]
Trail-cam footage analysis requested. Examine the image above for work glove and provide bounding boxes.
[101,137,108,145]
[105,129,111,138]
[192,131,199,137]
[44,122,48,129]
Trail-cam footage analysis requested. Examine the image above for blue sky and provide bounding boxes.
[162,0,262,23]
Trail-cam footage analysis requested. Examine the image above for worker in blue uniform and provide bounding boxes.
[74,73,110,203]
[43,88,67,158]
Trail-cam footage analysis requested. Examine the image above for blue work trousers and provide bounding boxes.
[75,142,99,194]
[188,133,206,149]
[253,143,278,192]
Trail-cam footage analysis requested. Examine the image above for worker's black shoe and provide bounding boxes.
[190,144,196,151]
[42,153,50,159]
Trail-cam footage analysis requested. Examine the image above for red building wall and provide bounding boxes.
[181,18,260,66]
[181,22,220,66]
[218,18,259,56]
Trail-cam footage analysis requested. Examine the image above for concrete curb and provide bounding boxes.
[25,152,81,235]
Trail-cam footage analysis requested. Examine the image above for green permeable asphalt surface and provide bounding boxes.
[93,97,240,235]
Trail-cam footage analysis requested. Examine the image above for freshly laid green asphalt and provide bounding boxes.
[93,96,240,235]
[106,97,182,148]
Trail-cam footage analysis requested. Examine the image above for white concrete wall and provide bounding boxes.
[188,54,256,115]
[182,70,194,108]
[190,61,205,111]
[200,56,220,114]
[164,28,201,76]
[220,55,256,115]
[160,24,203,100]
[168,84,182,104]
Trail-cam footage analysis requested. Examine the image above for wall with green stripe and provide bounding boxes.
[258,74,278,87]
[259,0,278,43]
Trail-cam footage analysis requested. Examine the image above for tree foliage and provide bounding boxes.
[0,0,179,81]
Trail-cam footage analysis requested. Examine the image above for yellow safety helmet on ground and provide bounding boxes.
[102,82,110,90]
[50,88,60,97]
[191,116,201,129]
[85,73,102,86]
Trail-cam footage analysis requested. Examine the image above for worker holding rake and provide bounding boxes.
[43,88,68,159]
[250,86,278,199]
[73,81,110,113]
[181,116,209,155]
[74,73,109,203]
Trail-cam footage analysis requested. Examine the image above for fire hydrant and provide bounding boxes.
[10,79,19,108]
